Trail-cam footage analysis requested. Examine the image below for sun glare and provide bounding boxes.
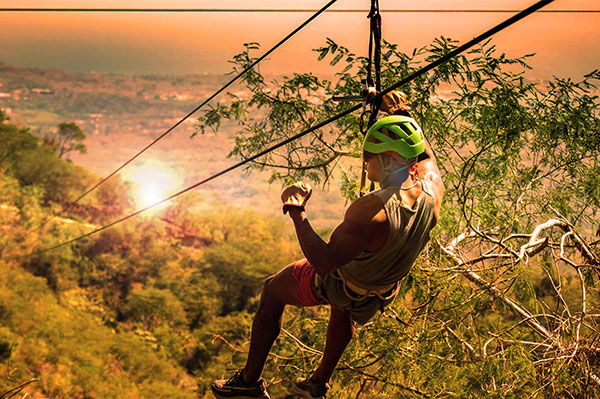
[125,162,179,211]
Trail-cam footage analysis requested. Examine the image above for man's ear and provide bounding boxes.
[382,154,396,170]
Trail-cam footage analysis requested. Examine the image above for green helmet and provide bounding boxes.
[363,115,425,159]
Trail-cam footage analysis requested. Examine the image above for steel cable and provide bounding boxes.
[43,0,337,223]
[26,0,554,257]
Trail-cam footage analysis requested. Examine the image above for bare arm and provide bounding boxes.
[287,195,387,275]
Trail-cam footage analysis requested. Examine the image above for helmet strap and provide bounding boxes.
[377,154,412,187]
[380,153,412,173]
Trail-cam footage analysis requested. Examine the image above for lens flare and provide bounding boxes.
[124,162,178,210]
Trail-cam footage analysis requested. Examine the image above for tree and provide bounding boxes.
[0,115,38,171]
[120,287,187,330]
[93,176,135,221]
[195,38,600,397]
[44,122,87,159]
[11,145,94,205]
[0,117,95,207]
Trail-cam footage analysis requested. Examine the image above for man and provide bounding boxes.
[211,92,444,399]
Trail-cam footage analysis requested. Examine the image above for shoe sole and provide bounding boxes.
[212,393,270,399]
[211,388,270,399]
[291,384,322,399]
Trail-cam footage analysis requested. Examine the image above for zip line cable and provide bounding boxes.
[27,0,554,258]
[28,105,358,258]
[0,8,594,13]
[42,0,337,226]
[379,0,555,98]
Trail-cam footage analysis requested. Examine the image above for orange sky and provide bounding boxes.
[0,0,598,78]
[1,1,598,225]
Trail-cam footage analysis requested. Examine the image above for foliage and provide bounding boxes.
[0,110,297,397]
[120,287,187,329]
[0,174,297,398]
[1,35,599,399]
[0,260,197,399]
[0,114,38,172]
[1,128,303,397]
[195,38,600,397]
[0,115,132,219]
[43,122,87,159]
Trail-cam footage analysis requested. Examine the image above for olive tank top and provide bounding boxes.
[340,180,436,286]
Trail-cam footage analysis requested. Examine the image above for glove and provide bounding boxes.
[281,182,312,215]
[381,90,412,115]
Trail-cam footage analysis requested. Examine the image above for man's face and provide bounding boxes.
[364,152,382,182]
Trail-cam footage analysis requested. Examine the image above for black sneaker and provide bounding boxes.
[211,369,271,399]
[292,377,329,399]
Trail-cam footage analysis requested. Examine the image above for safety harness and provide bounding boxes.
[333,268,400,301]
[332,0,395,301]
[359,0,383,197]
[331,0,383,197]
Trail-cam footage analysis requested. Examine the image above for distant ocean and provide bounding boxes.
[2,10,597,78]
[0,12,358,76]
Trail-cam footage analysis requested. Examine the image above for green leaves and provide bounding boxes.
[189,35,600,397]
[120,287,187,330]
[2,32,599,397]
[193,36,599,227]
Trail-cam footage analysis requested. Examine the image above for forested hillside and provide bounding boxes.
[0,112,305,398]
[1,35,599,399]
[0,63,346,228]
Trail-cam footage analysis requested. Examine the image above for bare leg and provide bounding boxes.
[242,263,305,383]
[310,306,354,383]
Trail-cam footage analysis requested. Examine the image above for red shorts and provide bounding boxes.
[291,259,324,306]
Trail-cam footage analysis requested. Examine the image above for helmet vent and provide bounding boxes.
[398,123,412,137]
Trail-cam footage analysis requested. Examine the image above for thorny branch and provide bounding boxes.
[440,217,600,387]
[0,379,38,399]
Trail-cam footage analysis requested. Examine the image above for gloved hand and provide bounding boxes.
[281,182,312,215]
[380,90,412,115]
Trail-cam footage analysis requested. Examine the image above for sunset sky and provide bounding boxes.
[2,1,599,215]
[1,0,598,79]
[0,1,598,223]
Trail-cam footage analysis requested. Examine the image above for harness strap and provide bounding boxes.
[359,160,369,197]
[360,0,383,198]
[366,0,382,94]
[333,269,399,301]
